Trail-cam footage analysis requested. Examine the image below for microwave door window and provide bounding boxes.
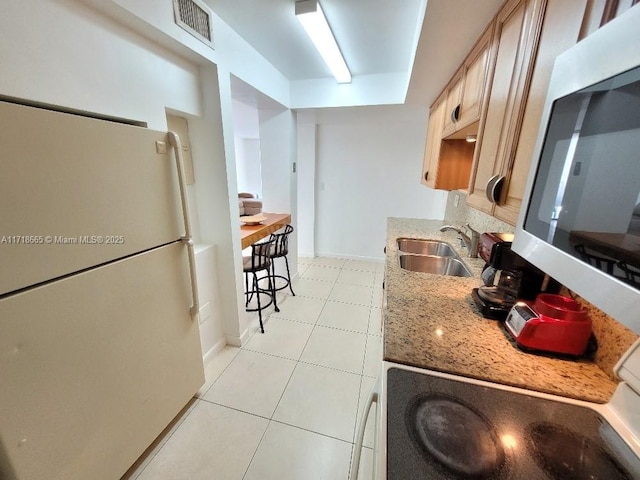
[524,65,640,288]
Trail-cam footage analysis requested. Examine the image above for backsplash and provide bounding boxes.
[445,191,639,380]
[561,287,638,379]
[444,191,514,234]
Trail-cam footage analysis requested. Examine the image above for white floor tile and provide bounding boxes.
[290,278,334,299]
[196,346,240,398]
[296,263,310,277]
[136,401,268,480]
[312,257,346,268]
[367,307,382,336]
[297,256,315,266]
[363,335,383,378]
[243,317,314,361]
[301,265,342,282]
[372,286,384,307]
[122,400,199,480]
[300,326,367,374]
[244,421,352,480]
[342,259,379,272]
[203,350,296,418]
[336,268,376,287]
[273,363,361,442]
[317,300,371,333]
[270,295,326,324]
[329,283,374,306]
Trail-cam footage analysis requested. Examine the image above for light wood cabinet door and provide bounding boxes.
[422,93,475,191]
[466,0,546,214]
[494,0,587,224]
[441,70,464,137]
[458,26,494,131]
[422,95,446,188]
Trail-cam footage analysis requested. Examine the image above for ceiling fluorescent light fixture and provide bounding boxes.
[295,0,351,84]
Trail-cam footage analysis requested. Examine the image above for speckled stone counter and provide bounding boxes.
[383,217,617,404]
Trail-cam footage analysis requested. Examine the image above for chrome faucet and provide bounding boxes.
[439,223,480,258]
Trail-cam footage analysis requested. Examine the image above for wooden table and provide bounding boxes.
[240,212,291,249]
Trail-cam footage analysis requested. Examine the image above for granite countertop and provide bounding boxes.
[383,217,617,404]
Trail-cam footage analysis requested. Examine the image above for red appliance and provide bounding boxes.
[504,294,592,356]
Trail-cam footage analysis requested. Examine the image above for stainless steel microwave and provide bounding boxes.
[513,6,640,334]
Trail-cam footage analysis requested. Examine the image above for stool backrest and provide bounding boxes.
[249,238,276,271]
[269,224,294,258]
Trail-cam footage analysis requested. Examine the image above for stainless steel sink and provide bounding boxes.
[396,238,456,257]
[398,254,472,277]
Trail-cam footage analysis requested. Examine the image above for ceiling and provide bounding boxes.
[208,0,503,107]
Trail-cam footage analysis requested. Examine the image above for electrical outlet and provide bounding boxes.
[454,194,460,208]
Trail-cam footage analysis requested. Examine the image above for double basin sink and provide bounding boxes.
[397,238,472,277]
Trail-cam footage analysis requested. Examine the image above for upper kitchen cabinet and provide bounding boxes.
[442,26,494,138]
[421,25,493,190]
[440,70,464,138]
[421,93,446,188]
[457,26,494,133]
[466,0,588,224]
[422,90,477,190]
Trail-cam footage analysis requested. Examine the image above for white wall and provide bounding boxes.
[259,108,295,213]
[301,104,448,260]
[258,107,299,278]
[1,0,201,128]
[90,0,291,108]
[290,72,409,109]
[232,98,262,196]
[296,112,317,257]
[235,138,262,196]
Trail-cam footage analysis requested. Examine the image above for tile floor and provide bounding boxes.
[123,256,384,480]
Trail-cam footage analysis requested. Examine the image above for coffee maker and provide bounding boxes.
[471,232,557,320]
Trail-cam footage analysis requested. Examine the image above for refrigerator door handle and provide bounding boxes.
[168,131,200,321]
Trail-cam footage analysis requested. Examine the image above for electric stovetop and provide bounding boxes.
[386,367,640,479]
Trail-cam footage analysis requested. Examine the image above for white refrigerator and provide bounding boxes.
[0,100,205,480]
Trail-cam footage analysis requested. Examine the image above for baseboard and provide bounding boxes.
[229,311,274,347]
[201,337,227,367]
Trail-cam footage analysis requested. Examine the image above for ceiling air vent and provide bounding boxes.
[173,0,214,48]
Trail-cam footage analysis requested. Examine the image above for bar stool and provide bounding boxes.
[243,237,277,333]
[266,224,296,312]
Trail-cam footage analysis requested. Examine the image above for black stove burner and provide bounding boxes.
[386,368,640,480]
[407,395,506,478]
[526,422,631,480]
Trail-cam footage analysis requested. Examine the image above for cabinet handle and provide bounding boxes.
[451,104,461,123]
[485,174,505,204]
[424,171,429,181]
